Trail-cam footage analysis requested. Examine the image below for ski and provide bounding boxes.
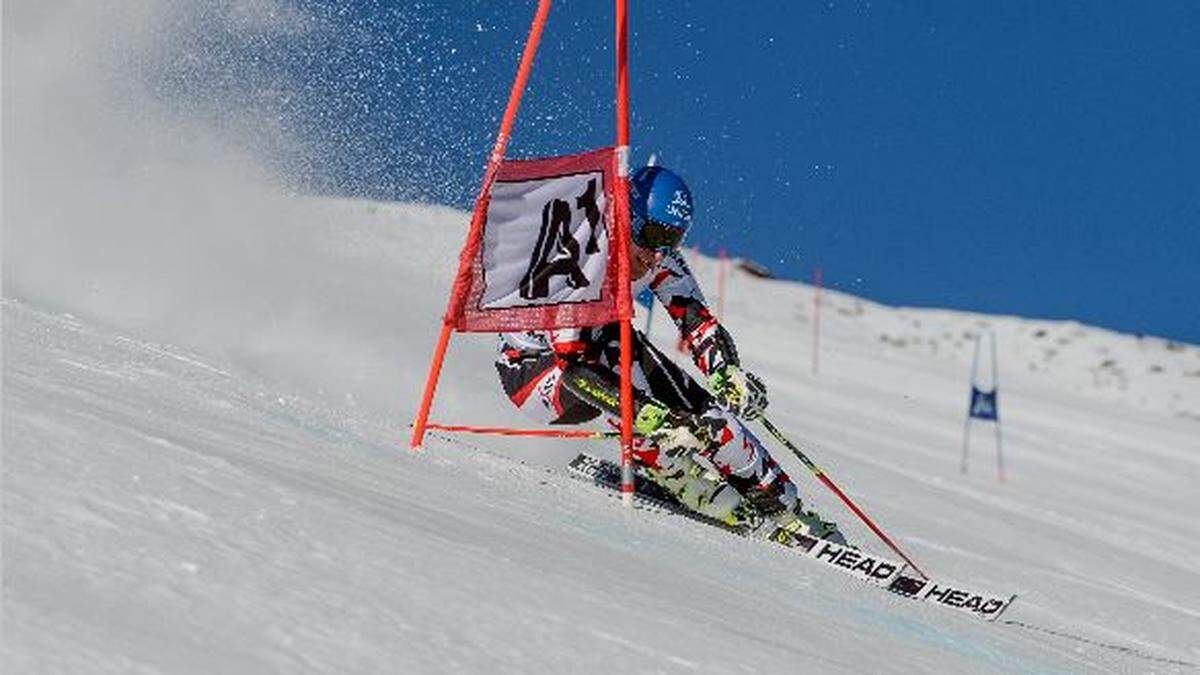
[567,452,1017,621]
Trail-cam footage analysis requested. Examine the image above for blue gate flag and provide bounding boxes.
[636,287,655,310]
[969,387,999,421]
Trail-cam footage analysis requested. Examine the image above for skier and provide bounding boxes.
[495,165,846,544]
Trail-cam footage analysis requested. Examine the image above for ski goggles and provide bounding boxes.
[633,218,688,252]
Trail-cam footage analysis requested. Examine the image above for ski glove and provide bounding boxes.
[709,365,769,420]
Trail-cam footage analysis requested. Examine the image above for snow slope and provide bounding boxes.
[5,197,1199,673]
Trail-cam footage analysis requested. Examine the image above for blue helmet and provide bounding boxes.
[630,165,693,251]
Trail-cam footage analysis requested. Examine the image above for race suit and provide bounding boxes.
[494,249,799,514]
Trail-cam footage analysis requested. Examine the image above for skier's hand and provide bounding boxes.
[709,365,769,420]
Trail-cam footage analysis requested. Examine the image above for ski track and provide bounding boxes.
[5,198,1200,673]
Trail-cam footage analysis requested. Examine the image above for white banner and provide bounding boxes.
[480,170,610,310]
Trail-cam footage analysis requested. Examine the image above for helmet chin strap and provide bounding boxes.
[629,245,659,279]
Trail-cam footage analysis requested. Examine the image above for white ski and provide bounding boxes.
[567,452,1017,621]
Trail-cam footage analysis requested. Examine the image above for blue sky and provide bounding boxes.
[166,1,1200,343]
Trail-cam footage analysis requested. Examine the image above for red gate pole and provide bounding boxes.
[991,331,1006,482]
[425,423,621,440]
[614,0,636,505]
[716,248,728,319]
[812,266,823,376]
[411,0,553,450]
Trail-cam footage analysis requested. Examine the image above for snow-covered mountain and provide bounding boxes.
[5,197,1199,673]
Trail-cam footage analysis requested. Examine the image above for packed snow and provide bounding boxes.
[5,197,1199,673]
[6,2,1199,671]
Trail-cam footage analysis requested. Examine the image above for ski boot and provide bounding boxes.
[645,454,747,525]
[768,504,849,547]
[638,405,745,524]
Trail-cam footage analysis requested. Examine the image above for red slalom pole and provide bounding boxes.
[812,266,822,376]
[716,248,728,319]
[425,423,619,440]
[759,417,929,579]
[410,0,552,450]
[614,0,636,506]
